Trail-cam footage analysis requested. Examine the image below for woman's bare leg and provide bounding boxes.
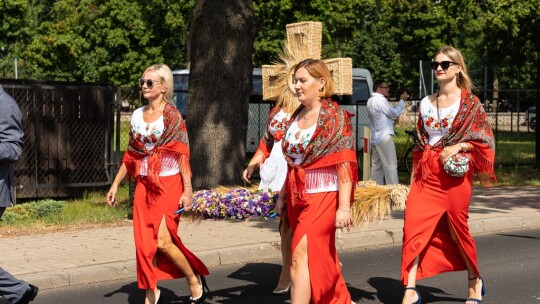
[402,256,420,304]
[446,221,483,303]
[144,288,160,304]
[275,219,292,290]
[290,234,310,304]
[156,217,202,298]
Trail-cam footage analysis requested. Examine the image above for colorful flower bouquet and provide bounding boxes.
[187,181,409,225]
[191,188,279,220]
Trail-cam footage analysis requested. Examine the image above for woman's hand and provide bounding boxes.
[335,208,353,232]
[106,184,118,206]
[275,194,286,216]
[106,164,128,207]
[440,144,463,164]
[243,152,265,184]
[179,187,193,211]
[242,164,257,184]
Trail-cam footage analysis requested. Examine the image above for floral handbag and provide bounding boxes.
[436,93,470,178]
[443,152,470,177]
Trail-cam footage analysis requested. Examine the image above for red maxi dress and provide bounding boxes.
[401,90,496,285]
[283,99,358,303]
[123,104,209,289]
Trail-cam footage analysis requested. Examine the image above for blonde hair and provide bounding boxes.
[435,46,474,92]
[274,96,300,114]
[144,64,174,103]
[293,59,335,98]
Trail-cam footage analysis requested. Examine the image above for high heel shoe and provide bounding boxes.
[153,288,163,304]
[404,287,422,304]
[466,276,486,303]
[190,275,210,304]
[272,283,291,294]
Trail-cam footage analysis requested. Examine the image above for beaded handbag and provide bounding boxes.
[443,152,469,177]
[436,93,470,178]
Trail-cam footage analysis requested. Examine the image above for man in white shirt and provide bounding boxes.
[367,80,408,185]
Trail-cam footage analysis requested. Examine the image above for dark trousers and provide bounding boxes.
[0,207,28,303]
[0,268,27,303]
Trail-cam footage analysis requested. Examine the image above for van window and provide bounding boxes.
[173,70,264,114]
[252,74,263,95]
[173,73,189,116]
[334,79,371,105]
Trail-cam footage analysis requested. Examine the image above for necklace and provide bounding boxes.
[145,101,166,131]
[302,109,319,120]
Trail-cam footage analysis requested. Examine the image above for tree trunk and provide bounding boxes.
[187,0,257,190]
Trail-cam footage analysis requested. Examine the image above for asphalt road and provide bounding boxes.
[18,228,540,304]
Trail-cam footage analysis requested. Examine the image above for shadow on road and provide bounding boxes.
[368,277,465,303]
[103,281,143,303]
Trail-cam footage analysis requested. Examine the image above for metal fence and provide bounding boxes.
[1,80,115,198]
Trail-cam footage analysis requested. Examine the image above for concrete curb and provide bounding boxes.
[25,215,540,291]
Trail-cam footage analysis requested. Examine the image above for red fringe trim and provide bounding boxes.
[178,154,192,177]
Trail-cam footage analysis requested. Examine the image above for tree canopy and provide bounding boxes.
[2,0,539,187]
[0,0,538,94]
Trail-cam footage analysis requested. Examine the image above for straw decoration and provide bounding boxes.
[262,21,353,108]
[351,181,410,227]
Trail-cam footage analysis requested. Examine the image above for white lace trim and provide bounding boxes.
[305,166,338,193]
[139,152,180,176]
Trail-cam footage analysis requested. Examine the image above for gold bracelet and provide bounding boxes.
[338,208,350,212]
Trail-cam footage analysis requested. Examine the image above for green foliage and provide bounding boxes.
[0,184,131,228]
[0,0,538,95]
[1,199,66,223]
[7,0,195,85]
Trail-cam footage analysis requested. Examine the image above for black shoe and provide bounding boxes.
[189,275,210,304]
[15,284,39,304]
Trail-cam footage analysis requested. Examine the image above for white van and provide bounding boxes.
[172,68,373,153]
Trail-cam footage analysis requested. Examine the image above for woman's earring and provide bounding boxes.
[319,87,323,92]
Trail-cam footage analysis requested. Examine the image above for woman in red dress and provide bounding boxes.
[401,46,496,304]
[242,96,298,294]
[275,59,357,304]
[107,64,209,304]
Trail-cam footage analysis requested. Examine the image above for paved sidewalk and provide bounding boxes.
[1,187,539,290]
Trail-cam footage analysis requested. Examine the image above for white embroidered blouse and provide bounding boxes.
[419,96,461,146]
[130,107,180,176]
[283,118,338,193]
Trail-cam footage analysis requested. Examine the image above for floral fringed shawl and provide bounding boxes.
[284,98,358,206]
[122,102,190,194]
[254,106,286,160]
[413,89,497,186]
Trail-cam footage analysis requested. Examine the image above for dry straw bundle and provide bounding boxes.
[351,181,409,227]
[262,21,352,113]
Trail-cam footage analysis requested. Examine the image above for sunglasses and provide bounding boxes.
[431,61,458,71]
[138,78,160,88]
